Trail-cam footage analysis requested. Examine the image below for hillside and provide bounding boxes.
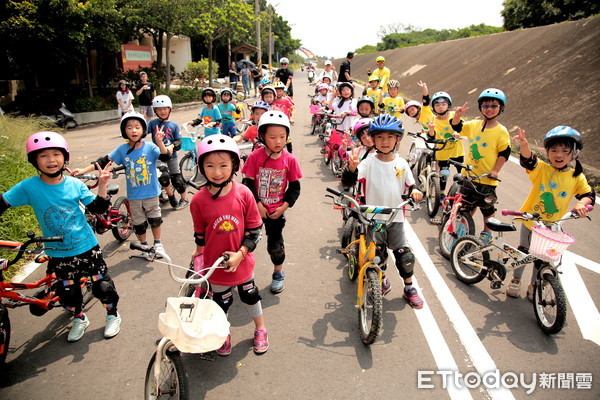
[330,17,600,173]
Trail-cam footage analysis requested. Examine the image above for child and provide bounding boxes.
[0,132,121,342]
[233,100,270,149]
[72,111,172,260]
[190,134,268,355]
[271,82,295,152]
[186,87,222,137]
[363,75,383,110]
[451,88,511,244]
[427,91,465,201]
[148,95,189,210]
[507,126,594,300]
[241,111,303,294]
[357,96,376,118]
[312,83,330,106]
[331,82,358,133]
[342,115,424,308]
[353,118,375,161]
[217,88,240,137]
[381,80,405,117]
[403,81,432,134]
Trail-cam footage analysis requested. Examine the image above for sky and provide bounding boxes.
[268,0,506,59]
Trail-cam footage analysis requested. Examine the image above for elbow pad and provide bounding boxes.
[341,168,358,187]
[194,232,205,247]
[498,146,511,160]
[242,177,259,202]
[94,155,111,170]
[158,151,172,162]
[0,193,11,215]
[519,153,538,171]
[242,225,263,252]
[575,188,596,205]
[422,95,430,106]
[86,196,110,214]
[283,180,301,207]
[450,120,463,133]
[172,139,182,152]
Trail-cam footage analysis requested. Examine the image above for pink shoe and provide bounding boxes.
[253,329,269,354]
[217,334,232,356]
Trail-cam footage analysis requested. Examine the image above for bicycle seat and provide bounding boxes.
[485,218,517,232]
[107,183,119,196]
[453,173,466,183]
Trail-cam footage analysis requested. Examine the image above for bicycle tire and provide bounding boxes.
[407,142,418,170]
[358,269,383,345]
[0,305,11,369]
[450,235,488,284]
[416,153,429,188]
[427,175,441,218]
[533,274,567,334]
[235,105,249,134]
[144,349,188,400]
[179,153,199,184]
[439,211,475,259]
[111,197,133,241]
[342,218,359,281]
[330,152,342,177]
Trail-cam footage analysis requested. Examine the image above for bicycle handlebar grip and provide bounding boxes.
[112,165,126,173]
[41,236,64,243]
[585,205,594,212]
[326,187,342,197]
[77,174,98,180]
[501,210,524,217]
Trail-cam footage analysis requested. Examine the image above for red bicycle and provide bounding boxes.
[0,232,93,370]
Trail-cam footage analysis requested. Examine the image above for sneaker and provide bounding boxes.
[253,329,269,354]
[217,334,232,356]
[175,199,190,210]
[104,313,121,339]
[153,243,170,261]
[440,194,446,205]
[168,195,178,208]
[67,315,90,342]
[382,278,391,296]
[479,231,493,244]
[506,279,521,298]
[270,271,285,294]
[526,282,535,302]
[403,287,424,309]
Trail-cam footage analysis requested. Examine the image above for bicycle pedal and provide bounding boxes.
[337,248,350,254]
[333,205,342,210]
[429,217,441,225]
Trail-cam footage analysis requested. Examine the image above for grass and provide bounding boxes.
[0,115,51,279]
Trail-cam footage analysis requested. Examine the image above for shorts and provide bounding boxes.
[157,157,180,175]
[129,196,161,225]
[139,105,154,118]
[374,222,407,250]
[472,182,497,217]
[48,244,108,280]
[221,122,237,137]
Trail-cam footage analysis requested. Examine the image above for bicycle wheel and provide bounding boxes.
[179,153,199,184]
[0,305,11,369]
[111,197,133,241]
[144,349,188,400]
[407,142,418,170]
[342,218,359,281]
[235,105,249,134]
[358,269,383,345]
[330,151,342,177]
[426,175,441,218]
[438,211,475,259]
[450,235,488,284]
[533,274,567,334]
[235,92,246,102]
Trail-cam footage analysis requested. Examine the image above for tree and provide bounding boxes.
[502,0,600,30]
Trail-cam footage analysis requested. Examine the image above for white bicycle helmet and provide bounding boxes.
[280,57,289,64]
[152,95,172,109]
[258,110,291,136]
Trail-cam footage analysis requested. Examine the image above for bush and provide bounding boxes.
[178,60,220,85]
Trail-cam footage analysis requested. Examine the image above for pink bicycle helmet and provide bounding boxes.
[26,131,70,165]
[404,100,421,116]
[317,83,329,91]
[196,134,241,175]
[353,118,372,137]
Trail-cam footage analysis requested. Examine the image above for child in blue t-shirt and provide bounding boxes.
[217,88,241,137]
[0,131,121,343]
[186,87,222,136]
[72,111,172,260]
[148,95,189,210]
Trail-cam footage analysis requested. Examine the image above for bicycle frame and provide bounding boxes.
[347,224,383,306]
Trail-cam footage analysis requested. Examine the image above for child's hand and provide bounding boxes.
[155,125,165,142]
[411,189,423,203]
[268,205,286,219]
[454,102,469,118]
[97,161,112,185]
[223,250,242,272]
[417,80,428,94]
[257,202,268,219]
[70,168,85,176]
[573,202,590,218]
[191,247,204,260]
[512,127,528,145]
[348,147,360,172]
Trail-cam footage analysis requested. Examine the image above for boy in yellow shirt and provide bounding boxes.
[363,75,384,110]
[381,79,405,117]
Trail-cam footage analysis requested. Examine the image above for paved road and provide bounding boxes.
[1,76,599,399]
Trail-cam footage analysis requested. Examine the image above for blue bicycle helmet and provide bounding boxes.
[543,126,583,151]
[369,114,404,137]
[251,100,270,111]
[431,91,452,107]
[478,88,506,111]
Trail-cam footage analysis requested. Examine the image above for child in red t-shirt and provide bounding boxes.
[241,111,303,294]
[233,100,270,150]
[190,134,268,355]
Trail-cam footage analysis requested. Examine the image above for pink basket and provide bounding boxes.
[529,226,575,262]
[310,104,321,114]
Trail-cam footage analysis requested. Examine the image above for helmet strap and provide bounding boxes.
[126,138,143,155]
[207,179,232,199]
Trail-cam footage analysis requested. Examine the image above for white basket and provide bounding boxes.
[529,226,575,263]
[158,297,230,353]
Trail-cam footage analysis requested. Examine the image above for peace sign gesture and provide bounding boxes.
[95,161,113,198]
[512,127,531,158]
[155,124,165,143]
[348,147,361,172]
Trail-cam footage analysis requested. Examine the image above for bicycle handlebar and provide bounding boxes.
[449,159,501,182]
[0,234,64,267]
[502,205,593,225]
[408,132,457,151]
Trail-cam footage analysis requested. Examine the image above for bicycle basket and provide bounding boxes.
[529,226,575,263]
[180,137,197,152]
[158,297,230,353]
[310,104,321,114]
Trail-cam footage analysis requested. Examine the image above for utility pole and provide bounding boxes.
[255,0,261,65]
[268,5,273,66]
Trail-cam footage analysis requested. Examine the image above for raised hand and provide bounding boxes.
[97,161,113,185]
[454,102,469,118]
[512,127,531,158]
[348,147,360,172]
[155,125,165,142]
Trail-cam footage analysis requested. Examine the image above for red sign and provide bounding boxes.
[121,44,154,71]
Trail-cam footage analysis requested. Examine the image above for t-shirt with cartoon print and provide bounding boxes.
[109,141,162,200]
[460,120,510,186]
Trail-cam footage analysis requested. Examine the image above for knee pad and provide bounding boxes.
[268,244,286,266]
[394,247,415,278]
[170,173,186,194]
[212,288,234,314]
[148,217,163,228]
[238,280,262,305]
[158,166,170,187]
[91,276,119,305]
[58,281,83,309]
[134,221,148,235]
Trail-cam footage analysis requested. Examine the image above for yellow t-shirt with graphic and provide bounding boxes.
[433,112,465,161]
[382,96,405,117]
[372,67,391,92]
[519,159,591,229]
[365,87,383,106]
[461,120,510,186]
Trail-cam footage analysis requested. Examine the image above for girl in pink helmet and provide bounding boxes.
[0,132,122,343]
[190,134,268,355]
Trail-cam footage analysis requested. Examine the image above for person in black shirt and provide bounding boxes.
[275,57,294,98]
[338,52,354,83]
[135,71,156,118]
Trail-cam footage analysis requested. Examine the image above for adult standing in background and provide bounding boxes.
[251,66,262,97]
[229,61,240,91]
[318,60,338,85]
[275,57,294,98]
[240,62,251,98]
[367,56,391,93]
[338,52,354,83]
[135,71,156,118]
[116,80,134,116]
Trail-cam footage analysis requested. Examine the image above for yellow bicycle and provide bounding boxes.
[326,187,419,344]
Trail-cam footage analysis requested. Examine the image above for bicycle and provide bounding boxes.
[450,206,592,334]
[234,102,251,134]
[0,232,93,369]
[321,115,353,178]
[134,242,230,400]
[72,166,132,242]
[179,122,205,186]
[437,159,499,259]
[326,187,420,344]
